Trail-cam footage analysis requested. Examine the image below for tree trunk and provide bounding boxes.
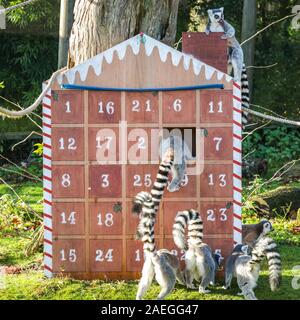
[68,0,180,68]
[241,0,257,99]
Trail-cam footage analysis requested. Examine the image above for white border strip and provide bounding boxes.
[42,84,53,278]
[232,82,242,244]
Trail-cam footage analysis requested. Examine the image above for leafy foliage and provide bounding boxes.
[0,194,41,234]
[243,126,300,169]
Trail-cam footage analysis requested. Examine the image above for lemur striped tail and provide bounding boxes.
[132,149,174,216]
[173,209,203,251]
[249,237,282,291]
[134,192,157,254]
[241,63,250,127]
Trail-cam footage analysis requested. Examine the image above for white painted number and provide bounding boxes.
[97,213,114,227]
[101,175,110,188]
[133,174,152,187]
[59,138,77,150]
[96,136,113,150]
[207,208,228,222]
[208,174,227,187]
[135,250,141,262]
[132,100,152,112]
[98,101,115,115]
[61,174,71,188]
[61,211,76,225]
[173,99,182,112]
[138,137,146,150]
[213,137,223,152]
[209,101,223,113]
[95,249,113,262]
[60,249,77,262]
[65,101,71,113]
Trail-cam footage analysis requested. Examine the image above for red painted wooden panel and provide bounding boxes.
[53,203,85,235]
[127,128,160,163]
[126,240,144,272]
[200,201,233,235]
[202,237,234,264]
[52,165,85,198]
[53,239,86,272]
[203,127,233,160]
[52,128,84,161]
[89,202,123,235]
[165,170,197,199]
[163,239,186,269]
[126,201,160,235]
[200,90,233,123]
[88,128,119,162]
[88,91,121,124]
[89,165,122,198]
[162,201,198,235]
[52,90,84,124]
[89,240,122,272]
[125,92,159,123]
[126,164,158,197]
[200,164,233,198]
[162,90,196,123]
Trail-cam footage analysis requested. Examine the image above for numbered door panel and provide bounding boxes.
[200,90,233,123]
[52,90,84,124]
[126,165,158,197]
[165,168,197,199]
[200,164,233,198]
[203,127,233,160]
[200,201,233,234]
[126,201,160,235]
[52,165,85,198]
[127,128,160,163]
[125,92,159,123]
[53,203,85,235]
[162,90,196,123]
[126,240,144,272]
[52,128,84,161]
[89,240,122,272]
[53,239,85,272]
[88,128,119,162]
[89,202,123,235]
[202,237,234,267]
[162,201,198,235]
[88,91,121,124]
[163,239,186,269]
[89,165,122,198]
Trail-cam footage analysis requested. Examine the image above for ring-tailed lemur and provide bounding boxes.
[160,135,194,192]
[173,210,223,293]
[242,220,274,248]
[224,237,281,300]
[134,192,185,300]
[132,149,174,239]
[205,7,250,127]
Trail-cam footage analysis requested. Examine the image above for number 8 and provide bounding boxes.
[61,174,71,188]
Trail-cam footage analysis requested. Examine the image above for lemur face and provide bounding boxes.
[208,7,224,23]
[262,221,274,234]
[241,245,250,255]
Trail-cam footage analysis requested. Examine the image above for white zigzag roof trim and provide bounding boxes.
[58,34,232,85]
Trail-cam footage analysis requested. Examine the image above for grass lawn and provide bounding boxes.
[0,181,300,300]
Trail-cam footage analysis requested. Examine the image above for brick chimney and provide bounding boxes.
[182,32,228,74]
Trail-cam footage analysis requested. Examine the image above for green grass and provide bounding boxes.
[0,233,299,300]
[0,180,300,300]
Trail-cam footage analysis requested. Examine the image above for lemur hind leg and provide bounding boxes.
[168,163,186,192]
[136,256,155,300]
[153,256,176,300]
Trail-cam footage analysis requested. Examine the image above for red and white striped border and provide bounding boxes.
[42,84,53,278]
[232,82,242,245]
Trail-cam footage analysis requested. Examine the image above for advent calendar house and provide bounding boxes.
[42,33,242,279]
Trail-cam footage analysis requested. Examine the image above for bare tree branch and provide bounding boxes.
[11,131,42,151]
